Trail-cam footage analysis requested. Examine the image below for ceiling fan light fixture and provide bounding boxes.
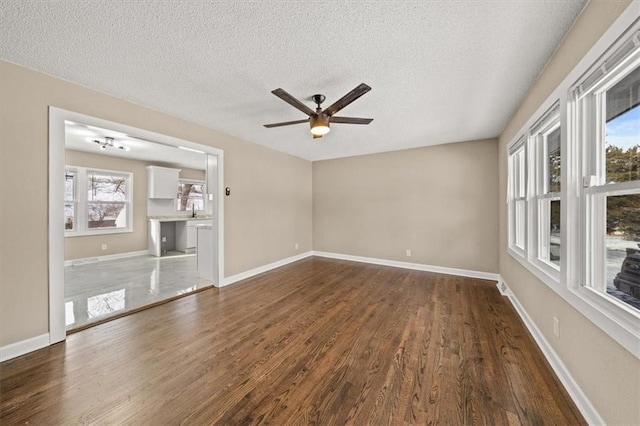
[310,115,330,136]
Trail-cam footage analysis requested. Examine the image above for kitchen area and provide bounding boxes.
[63,120,220,330]
[146,165,217,282]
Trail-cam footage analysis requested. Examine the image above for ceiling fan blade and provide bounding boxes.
[330,117,373,125]
[323,83,371,117]
[271,88,316,116]
[263,119,309,128]
[313,134,323,139]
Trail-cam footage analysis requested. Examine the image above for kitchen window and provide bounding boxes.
[65,166,133,236]
[177,181,205,212]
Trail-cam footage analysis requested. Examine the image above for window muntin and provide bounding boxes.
[64,167,133,236]
[177,181,205,212]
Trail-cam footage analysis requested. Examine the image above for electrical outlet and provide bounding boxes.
[162,236,167,243]
[406,249,412,257]
[295,242,299,250]
[101,243,107,251]
[553,317,560,338]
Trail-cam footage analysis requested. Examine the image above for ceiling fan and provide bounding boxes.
[263,83,373,138]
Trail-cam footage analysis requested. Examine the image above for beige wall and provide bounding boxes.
[313,139,499,273]
[0,61,312,346]
[64,149,206,260]
[498,1,639,424]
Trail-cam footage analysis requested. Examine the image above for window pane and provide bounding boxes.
[88,202,127,229]
[516,149,525,198]
[65,203,75,230]
[605,66,640,184]
[88,174,126,202]
[65,172,76,231]
[177,183,204,211]
[547,127,561,193]
[515,200,525,248]
[65,172,75,201]
[607,194,640,311]
[550,200,561,266]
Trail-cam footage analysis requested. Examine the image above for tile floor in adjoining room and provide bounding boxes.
[65,253,211,329]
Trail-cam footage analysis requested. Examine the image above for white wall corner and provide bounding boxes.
[498,278,604,425]
[312,251,500,282]
[221,251,313,287]
[0,333,50,362]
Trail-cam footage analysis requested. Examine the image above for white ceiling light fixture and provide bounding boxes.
[93,136,130,151]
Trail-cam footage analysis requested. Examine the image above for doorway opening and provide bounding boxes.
[49,108,224,342]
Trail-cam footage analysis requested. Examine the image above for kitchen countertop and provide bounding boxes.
[147,215,213,222]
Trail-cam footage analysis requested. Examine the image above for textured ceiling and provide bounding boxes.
[1,1,587,161]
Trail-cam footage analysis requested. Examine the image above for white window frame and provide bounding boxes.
[572,27,640,323]
[65,166,134,237]
[505,3,640,359]
[528,103,562,281]
[508,137,527,258]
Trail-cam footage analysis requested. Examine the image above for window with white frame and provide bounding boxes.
[505,11,640,357]
[65,166,133,236]
[530,103,562,273]
[573,26,640,314]
[177,181,205,212]
[508,138,527,256]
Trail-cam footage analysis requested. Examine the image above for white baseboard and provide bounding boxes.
[0,333,50,362]
[312,251,500,281]
[65,250,150,266]
[221,251,313,287]
[497,278,604,425]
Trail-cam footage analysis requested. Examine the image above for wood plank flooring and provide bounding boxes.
[0,257,585,425]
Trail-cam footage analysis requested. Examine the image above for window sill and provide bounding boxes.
[65,228,133,238]
[507,245,640,359]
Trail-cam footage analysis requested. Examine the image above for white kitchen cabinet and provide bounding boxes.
[196,224,214,281]
[175,219,210,253]
[146,166,180,199]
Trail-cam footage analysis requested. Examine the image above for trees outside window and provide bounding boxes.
[65,167,132,235]
[177,182,204,212]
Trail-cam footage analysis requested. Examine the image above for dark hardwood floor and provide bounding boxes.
[0,257,585,425]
